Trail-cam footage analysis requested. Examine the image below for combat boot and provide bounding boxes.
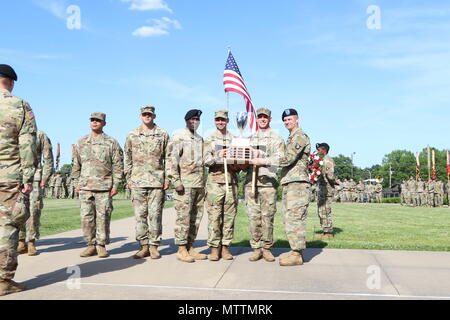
[149,245,161,259]
[96,245,109,258]
[221,246,233,260]
[17,240,27,255]
[279,250,303,266]
[208,247,220,261]
[80,245,97,257]
[27,240,38,256]
[0,280,26,296]
[188,245,207,260]
[133,245,150,259]
[248,248,263,262]
[176,245,195,263]
[262,248,275,262]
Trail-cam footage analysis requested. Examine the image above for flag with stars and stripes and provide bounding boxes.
[223,51,257,133]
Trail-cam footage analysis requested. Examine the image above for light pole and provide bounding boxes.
[366,169,372,180]
[351,152,356,178]
[389,163,393,189]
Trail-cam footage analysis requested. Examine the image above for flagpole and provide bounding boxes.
[427,145,431,181]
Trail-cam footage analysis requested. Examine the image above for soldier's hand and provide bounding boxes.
[175,185,185,195]
[163,183,169,191]
[40,180,47,188]
[21,183,33,194]
[216,149,227,158]
[75,187,80,194]
[128,183,132,189]
[110,188,118,197]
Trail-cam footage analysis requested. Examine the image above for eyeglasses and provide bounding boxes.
[90,119,102,123]
[141,113,153,117]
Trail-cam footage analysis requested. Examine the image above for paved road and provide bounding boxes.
[2,207,450,300]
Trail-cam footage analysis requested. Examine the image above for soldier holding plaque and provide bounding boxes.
[244,108,285,262]
[203,110,239,261]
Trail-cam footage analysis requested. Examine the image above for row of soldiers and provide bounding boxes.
[45,172,77,199]
[0,64,336,296]
[313,178,383,203]
[401,177,450,207]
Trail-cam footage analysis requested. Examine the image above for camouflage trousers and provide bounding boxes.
[0,183,30,280]
[245,186,277,250]
[317,186,333,234]
[400,192,406,205]
[19,182,44,242]
[375,192,382,204]
[282,182,310,251]
[79,190,113,246]
[174,188,205,246]
[206,183,238,248]
[54,186,64,199]
[132,188,164,246]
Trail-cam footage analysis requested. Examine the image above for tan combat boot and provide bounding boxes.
[262,248,275,262]
[221,246,234,260]
[279,250,303,266]
[96,245,109,258]
[317,233,334,240]
[27,240,38,256]
[0,280,26,296]
[133,245,150,259]
[249,248,263,262]
[188,245,207,260]
[149,245,161,259]
[208,247,220,261]
[80,245,97,257]
[17,240,27,255]
[176,245,195,263]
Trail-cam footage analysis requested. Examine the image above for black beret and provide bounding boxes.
[282,108,298,120]
[0,64,17,81]
[185,109,202,121]
[316,143,330,153]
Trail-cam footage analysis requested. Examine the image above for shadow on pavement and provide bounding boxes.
[37,237,128,254]
[22,257,146,290]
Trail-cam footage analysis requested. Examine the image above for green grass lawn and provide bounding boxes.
[233,202,450,252]
[39,196,450,252]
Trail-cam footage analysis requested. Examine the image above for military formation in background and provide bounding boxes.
[401,177,448,207]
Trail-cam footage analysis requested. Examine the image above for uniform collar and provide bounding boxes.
[87,132,106,143]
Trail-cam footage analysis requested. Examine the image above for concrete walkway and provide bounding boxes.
[1,207,450,300]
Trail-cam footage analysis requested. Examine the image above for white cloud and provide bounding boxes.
[132,17,181,37]
[121,0,173,13]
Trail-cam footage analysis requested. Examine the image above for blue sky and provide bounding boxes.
[1,0,449,168]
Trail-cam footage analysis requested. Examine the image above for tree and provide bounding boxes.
[378,150,415,188]
[333,155,357,180]
[60,164,72,176]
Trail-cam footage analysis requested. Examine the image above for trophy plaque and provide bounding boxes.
[224,112,254,164]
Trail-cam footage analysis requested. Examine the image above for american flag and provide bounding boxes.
[223,51,257,133]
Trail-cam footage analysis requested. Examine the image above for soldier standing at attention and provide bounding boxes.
[124,106,169,260]
[406,177,415,206]
[48,173,56,199]
[427,179,435,207]
[446,181,450,208]
[341,178,349,202]
[166,110,206,263]
[375,182,383,203]
[0,64,37,296]
[436,179,445,207]
[316,143,336,239]
[416,177,425,207]
[18,130,54,256]
[400,180,407,206]
[356,180,365,203]
[54,172,63,199]
[203,110,239,261]
[72,112,124,258]
[278,109,311,267]
[334,178,342,202]
[244,108,285,263]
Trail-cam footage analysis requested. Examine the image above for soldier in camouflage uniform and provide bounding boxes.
[374,182,383,203]
[400,180,407,206]
[166,109,206,263]
[356,180,365,203]
[48,173,56,199]
[18,130,54,256]
[72,112,124,258]
[278,109,310,266]
[53,172,63,199]
[203,110,239,261]
[349,179,357,202]
[436,179,444,207]
[341,178,349,202]
[416,178,425,207]
[427,179,435,207]
[334,178,342,203]
[0,65,37,296]
[124,106,169,260]
[316,143,336,239]
[244,108,285,263]
[446,181,450,208]
[406,177,415,206]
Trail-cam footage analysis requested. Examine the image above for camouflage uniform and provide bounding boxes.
[341,179,349,202]
[244,128,284,250]
[427,180,435,207]
[334,179,342,202]
[124,125,169,247]
[72,132,124,246]
[203,129,238,248]
[166,128,205,246]
[0,88,37,280]
[48,174,56,199]
[375,183,383,203]
[417,180,426,207]
[349,179,357,202]
[400,181,406,205]
[317,155,335,234]
[54,173,64,199]
[446,182,450,207]
[19,131,54,243]
[356,181,365,203]
[280,127,311,251]
[406,178,415,206]
[436,180,444,207]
